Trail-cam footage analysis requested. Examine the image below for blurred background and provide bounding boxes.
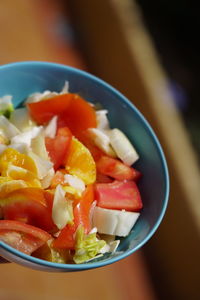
[0,0,199,299]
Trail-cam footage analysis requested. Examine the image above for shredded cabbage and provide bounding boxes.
[64,174,85,196]
[11,126,42,147]
[9,107,35,132]
[25,81,69,104]
[28,150,53,179]
[0,115,20,139]
[31,134,49,160]
[44,116,57,139]
[0,95,14,118]
[73,225,106,264]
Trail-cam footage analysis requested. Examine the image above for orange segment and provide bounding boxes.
[65,138,96,184]
[2,164,35,181]
[0,178,28,199]
[26,179,41,188]
[1,164,41,188]
[0,148,37,176]
[2,188,48,206]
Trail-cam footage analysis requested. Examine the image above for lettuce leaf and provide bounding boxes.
[0,95,14,118]
[73,225,106,264]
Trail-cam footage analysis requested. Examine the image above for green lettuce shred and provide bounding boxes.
[73,226,106,264]
[1,107,13,118]
[0,97,14,118]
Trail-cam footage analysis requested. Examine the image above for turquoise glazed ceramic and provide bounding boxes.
[0,62,169,271]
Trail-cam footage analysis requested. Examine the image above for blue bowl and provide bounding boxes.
[0,61,169,271]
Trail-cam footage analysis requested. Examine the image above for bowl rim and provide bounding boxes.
[0,61,169,270]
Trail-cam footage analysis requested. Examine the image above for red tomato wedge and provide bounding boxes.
[53,185,94,249]
[27,94,73,124]
[45,127,72,170]
[52,208,80,251]
[74,184,94,233]
[95,180,143,211]
[28,92,96,138]
[1,188,55,232]
[0,220,51,255]
[57,94,97,138]
[96,156,142,181]
[96,172,113,183]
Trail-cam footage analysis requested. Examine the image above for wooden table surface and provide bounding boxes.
[0,254,156,300]
[0,1,156,299]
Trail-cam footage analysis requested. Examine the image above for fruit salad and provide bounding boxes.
[0,83,143,264]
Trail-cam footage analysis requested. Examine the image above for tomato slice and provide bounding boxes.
[96,156,142,181]
[96,172,113,183]
[27,94,73,124]
[0,220,51,255]
[53,185,94,249]
[74,184,94,233]
[45,127,72,170]
[28,92,96,138]
[1,188,55,232]
[52,220,76,250]
[57,94,97,138]
[95,180,143,211]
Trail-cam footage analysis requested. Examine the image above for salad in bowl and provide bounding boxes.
[0,62,169,271]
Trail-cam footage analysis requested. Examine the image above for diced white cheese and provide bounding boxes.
[93,207,140,237]
[87,128,116,157]
[108,128,139,166]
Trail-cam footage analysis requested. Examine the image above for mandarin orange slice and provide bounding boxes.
[65,138,96,185]
[0,148,37,175]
